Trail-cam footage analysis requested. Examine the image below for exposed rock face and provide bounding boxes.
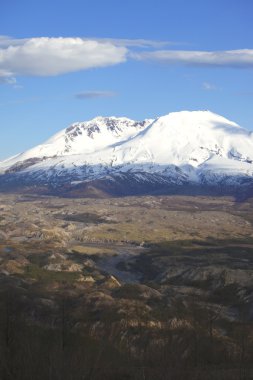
[1,111,253,198]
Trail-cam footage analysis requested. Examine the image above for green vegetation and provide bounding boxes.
[55,212,112,224]
[22,264,80,283]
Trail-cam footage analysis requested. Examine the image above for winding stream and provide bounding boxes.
[97,248,143,283]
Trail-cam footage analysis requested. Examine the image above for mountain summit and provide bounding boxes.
[1,110,253,198]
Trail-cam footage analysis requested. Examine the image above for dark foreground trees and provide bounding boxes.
[0,282,252,380]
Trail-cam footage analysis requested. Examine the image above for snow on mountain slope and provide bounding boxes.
[111,111,253,167]
[0,116,152,171]
[1,110,253,195]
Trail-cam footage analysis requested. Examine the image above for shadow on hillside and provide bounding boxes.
[0,163,253,201]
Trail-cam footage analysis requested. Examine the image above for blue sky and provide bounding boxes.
[1,0,253,159]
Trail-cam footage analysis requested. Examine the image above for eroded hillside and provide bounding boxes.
[0,194,253,379]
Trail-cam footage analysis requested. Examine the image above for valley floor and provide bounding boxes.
[0,193,253,379]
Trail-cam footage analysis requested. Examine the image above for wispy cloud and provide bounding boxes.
[75,91,117,99]
[0,36,178,84]
[133,49,253,68]
[0,36,174,49]
[0,74,17,85]
[1,36,253,86]
[0,37,128,81]
[0,36,185,84]
[202,82,219,91]
[91,38,176,48]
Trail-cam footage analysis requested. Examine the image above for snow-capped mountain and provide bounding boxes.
[1,110,253,198]
[0,116,152,168]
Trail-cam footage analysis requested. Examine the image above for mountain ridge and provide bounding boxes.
[1,110,253,198]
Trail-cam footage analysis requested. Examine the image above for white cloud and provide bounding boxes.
[0,36,173,49]
[1,37,253,85]
[133,49,253,68]
[0,37,127,80]
[0,36,28,48]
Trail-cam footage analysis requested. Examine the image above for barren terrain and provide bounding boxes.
[0,193,253,379]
